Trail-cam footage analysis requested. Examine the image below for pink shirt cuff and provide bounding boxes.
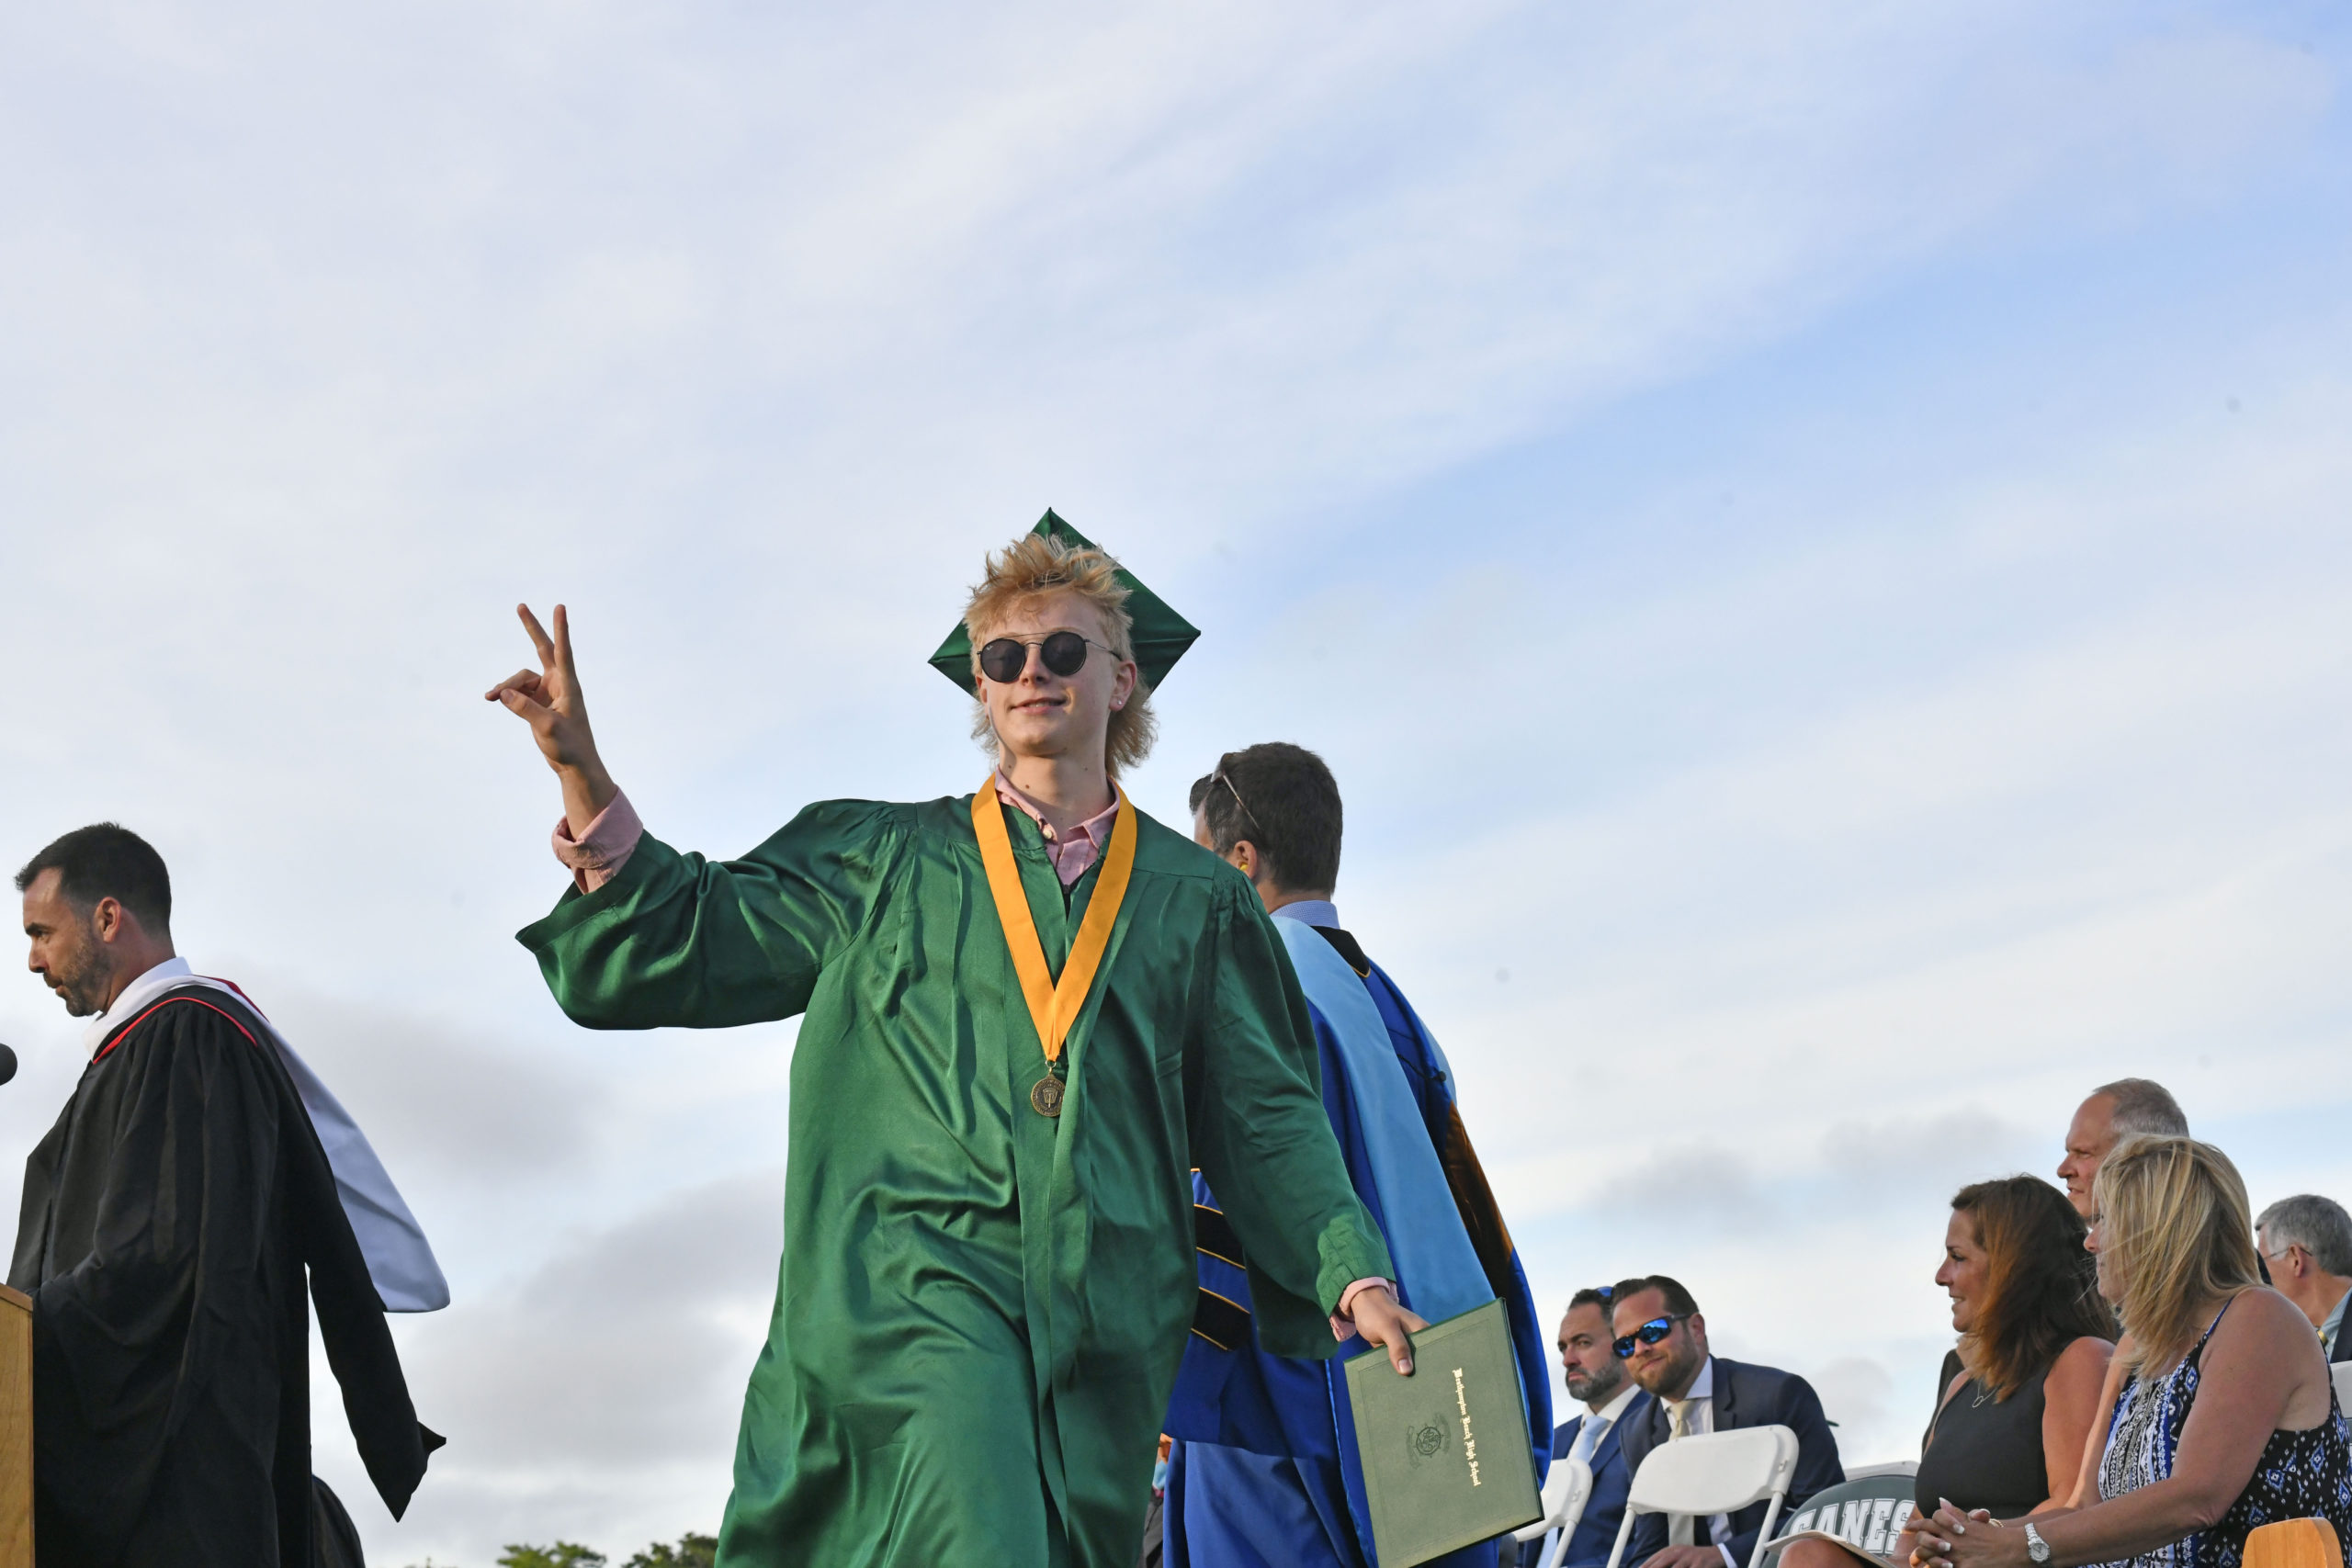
[1329,1278,1396,1341]
[552,790,644,894]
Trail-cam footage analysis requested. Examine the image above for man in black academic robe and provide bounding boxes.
[13,825,438,1566]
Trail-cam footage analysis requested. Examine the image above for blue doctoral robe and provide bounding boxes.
[1163,908,1552,1568]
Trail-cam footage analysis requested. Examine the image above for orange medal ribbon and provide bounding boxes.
[971,777,1138,1115]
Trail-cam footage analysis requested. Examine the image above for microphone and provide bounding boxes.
[0,1044,16,1086]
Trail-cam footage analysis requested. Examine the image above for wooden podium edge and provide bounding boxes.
[0,1281,26,1566]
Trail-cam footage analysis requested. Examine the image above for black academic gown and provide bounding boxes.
[7,984,439,1567]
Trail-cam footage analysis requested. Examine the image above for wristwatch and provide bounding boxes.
[2024,1524,2052,1564]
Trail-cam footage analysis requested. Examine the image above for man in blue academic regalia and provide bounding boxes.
[1161,743,1552,1568]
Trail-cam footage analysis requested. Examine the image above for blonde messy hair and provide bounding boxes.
[2095,1134,2262,1381]
[963,531,1159,775]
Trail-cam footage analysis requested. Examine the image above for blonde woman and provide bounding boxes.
[1921,1136,2349,1568]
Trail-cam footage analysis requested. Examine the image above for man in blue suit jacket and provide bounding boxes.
[1519,1287,1651,1567]
[1611,1277,1843,1568]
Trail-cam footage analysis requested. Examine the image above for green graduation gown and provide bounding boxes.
[517,793,1393,1567]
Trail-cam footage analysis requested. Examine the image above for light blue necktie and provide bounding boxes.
[1572,1413,1612,1469]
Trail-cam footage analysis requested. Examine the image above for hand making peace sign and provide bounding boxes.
[485,604,619,835]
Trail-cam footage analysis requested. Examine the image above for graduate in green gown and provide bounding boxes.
[485,513,1425,1567]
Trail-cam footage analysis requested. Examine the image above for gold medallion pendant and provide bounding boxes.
[1030,1076,1066,1118]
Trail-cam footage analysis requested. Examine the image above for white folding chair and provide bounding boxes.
[1602,1426,1802,1568]
[1842,1461,1920,1481]
[1512,1456,1595,1568]
[2331,1361,2352,1417]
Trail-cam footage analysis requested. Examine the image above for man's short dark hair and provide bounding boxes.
[1187,742,1342,894]
[2093,1077,2188,1139]
[1566,1285,1616,1318]
[1611,1275,1700,1319]
[15,824,172,931]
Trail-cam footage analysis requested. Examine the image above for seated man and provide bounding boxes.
[1611,1276,1842,1568]
[1517,1287,1651,1568]
[1162,742,1551,1568]
[2054,1077,2188,1222]
[2049,1076,2189,1506]
[2257,1194,2352,1363]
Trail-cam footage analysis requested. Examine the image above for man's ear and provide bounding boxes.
[90,897,127,945]
[1227,839,1259,878]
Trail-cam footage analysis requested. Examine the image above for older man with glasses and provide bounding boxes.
[2258,1194,2352,1363]
[1610,1275,1844,1568]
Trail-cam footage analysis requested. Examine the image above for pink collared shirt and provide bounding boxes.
[986,773,1121,886]
[548,782,1393,1332]
[551,791,645,894]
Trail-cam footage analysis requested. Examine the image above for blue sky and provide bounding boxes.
[3,1,2348,1561]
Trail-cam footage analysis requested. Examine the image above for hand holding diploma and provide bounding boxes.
[1351,1284,1429,1375]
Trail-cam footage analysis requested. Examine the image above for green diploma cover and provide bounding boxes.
[1343,1298,1543,1567]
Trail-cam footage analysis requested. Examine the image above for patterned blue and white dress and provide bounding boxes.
[2097,1298,2352,1568]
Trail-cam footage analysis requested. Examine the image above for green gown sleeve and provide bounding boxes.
[1188,875,1395,1359]
[515,800,907,1029]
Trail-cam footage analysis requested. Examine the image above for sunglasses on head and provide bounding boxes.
[1211,762,1264,836]
[1611,1314,1690,1359]
[978,631,1114,684]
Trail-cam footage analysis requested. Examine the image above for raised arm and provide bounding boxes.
[485,603,618,838]
[515,802,905,1031]
[490,604,905,1030]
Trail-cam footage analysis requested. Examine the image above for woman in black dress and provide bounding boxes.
[1783,1176,2115,1568]
[1911,1178,2118,1521]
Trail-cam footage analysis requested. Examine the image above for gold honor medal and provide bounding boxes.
[971,778,1137,1118]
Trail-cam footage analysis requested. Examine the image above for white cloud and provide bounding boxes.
[316,1171,782,1560]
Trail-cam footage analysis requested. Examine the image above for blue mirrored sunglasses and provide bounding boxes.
[1611,1314,1689,1359]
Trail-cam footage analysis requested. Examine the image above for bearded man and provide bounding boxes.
[12,824,440,1566]
[489,513,1420,1566]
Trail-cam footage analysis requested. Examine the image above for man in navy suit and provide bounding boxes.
[1611,1276,1843,1568]
[1519,1286,1651,1567]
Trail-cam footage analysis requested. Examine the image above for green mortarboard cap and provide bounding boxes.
[929,510,1201,695]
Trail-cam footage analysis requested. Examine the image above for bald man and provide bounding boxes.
[2055,1077,2187,1220]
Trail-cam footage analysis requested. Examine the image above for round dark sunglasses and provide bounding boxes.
[1611,1314,1690,1359]
[978,631,1114,684]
